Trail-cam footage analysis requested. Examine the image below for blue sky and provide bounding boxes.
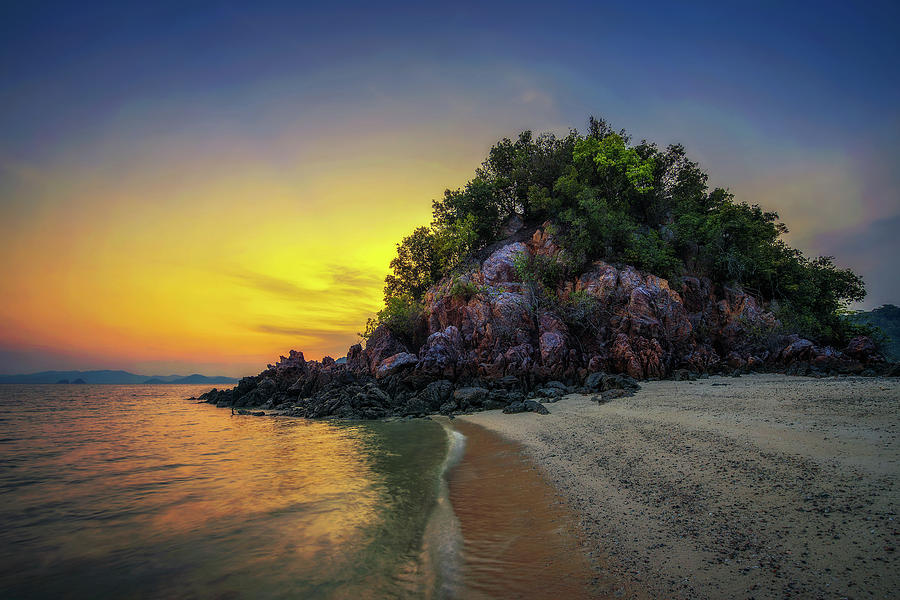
[0,1,898,373]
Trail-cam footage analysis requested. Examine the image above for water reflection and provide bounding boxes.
[0,385,445,599]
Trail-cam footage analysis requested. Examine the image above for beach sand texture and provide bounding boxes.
[459,374,899,599]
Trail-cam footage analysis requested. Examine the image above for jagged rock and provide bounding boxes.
[503,401,527,414]
[375,352,418,379]
[346,343,367,373]
[256,377,277,399]
[538,312,569,368]
[610,333,665,379]
[418,379,453,411]
[196,222,887,420]
[781,338,815,364]
[524,399,550,415]
[844,336,880,362]
[418,326,464,377]
[439,400,457,415]
[481,242,526,286]
[363,325,409,375]
[454,386,489,410]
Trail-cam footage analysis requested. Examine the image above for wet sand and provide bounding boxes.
[447,420,636,599]
[459,374,899,599]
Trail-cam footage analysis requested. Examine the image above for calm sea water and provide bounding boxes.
[0,385,451,599]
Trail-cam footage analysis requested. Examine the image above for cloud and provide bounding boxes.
[230,266,383,302]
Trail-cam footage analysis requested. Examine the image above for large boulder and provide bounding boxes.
[844,336,880,363]
[418,326,465,377]
[453,386,490,410]
[481,242,526,286]
[363,325,409,375]
[375,352,419,379]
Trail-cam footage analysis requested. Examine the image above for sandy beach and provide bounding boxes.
[458,374,899,599]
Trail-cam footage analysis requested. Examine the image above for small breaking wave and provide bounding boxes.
[419,418,466,599]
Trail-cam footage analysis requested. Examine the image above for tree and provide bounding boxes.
[383,227,441,302]
[375,116,867,346]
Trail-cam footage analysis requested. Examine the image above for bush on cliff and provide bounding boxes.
[374,116,867,347]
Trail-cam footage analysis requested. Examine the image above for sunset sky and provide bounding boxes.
[1,1,898,376]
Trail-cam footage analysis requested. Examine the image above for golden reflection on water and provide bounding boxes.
[0,385,445,599]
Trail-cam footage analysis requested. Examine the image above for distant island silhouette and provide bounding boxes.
[0,370,238,385]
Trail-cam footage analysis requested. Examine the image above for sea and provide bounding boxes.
[0,384,464,599]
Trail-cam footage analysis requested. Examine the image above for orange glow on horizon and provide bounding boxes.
[0,132,485,376]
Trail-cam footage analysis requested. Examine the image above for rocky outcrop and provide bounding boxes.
[198,223,894,419]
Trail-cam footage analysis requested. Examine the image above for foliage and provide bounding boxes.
[383,227,441,302]
[359,295,423,346]
[623,229,681,280]
[375,116,868,347]
[447,278,483,301]
[849,304,899,359]
[512,251,567,291]
[557,290,606,336]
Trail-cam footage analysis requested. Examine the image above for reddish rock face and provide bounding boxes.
[418,326,465,378]
[361,325,408,375]
[359,224,885,383]
[845,335,880,361]
[375,352,418,379]
[481,242,526,286]
[206,225,893,419]
[409,225,802,380]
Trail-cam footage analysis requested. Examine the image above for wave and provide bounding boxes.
[419,418,466,599]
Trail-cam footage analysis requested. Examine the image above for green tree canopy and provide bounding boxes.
[374,117,867,346]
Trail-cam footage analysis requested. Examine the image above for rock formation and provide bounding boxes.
[198,224,895,419]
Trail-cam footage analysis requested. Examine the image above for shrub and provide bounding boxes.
[359,295,423,346]
[448,278,483,301]
[513,251,567,291]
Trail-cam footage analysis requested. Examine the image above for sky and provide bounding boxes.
[1,1,898,376]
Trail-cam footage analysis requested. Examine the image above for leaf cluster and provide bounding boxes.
[375,116,868,346]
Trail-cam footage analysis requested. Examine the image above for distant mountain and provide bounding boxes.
[144,374,238,384]
[0,370,238,384]
[851,304,900,361]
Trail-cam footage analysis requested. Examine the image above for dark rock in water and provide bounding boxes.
[524,399,550,415]
[503,401,527,414]
[236,409,266,416]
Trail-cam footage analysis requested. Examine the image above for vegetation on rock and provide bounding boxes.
[371,117,867,347]
[851,305,900,360]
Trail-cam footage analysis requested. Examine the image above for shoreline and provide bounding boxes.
[459,374,900,599]
[444,418,627,599]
